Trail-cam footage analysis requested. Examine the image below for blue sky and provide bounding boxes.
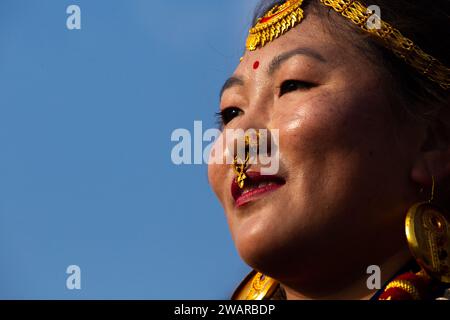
[0,0,261,299]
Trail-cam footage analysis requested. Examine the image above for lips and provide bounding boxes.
[231,171,286,208]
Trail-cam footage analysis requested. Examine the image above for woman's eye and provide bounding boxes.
[217,107,243,125]
[279,80,314,96]
[216,107,243,126]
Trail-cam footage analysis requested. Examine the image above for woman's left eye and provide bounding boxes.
[279,80,314,96]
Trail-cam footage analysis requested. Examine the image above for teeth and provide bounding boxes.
[241,181,275,195]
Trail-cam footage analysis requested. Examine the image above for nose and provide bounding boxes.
[221,81,275,174]
[227,127,276,188]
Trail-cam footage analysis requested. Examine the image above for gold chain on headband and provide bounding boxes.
[247,0,305,51]
[319,0,450,90]
[246,0,450,90]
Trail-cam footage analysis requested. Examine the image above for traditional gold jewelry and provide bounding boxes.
[232,133,260,189]
[247,0,449,89]
[233,149,250,189]
[405,177,450,283]
[231,270,280,300]
[384,279,421,300]
[319,0,450,89]
[246,0,305,51]
[429,175,436,203]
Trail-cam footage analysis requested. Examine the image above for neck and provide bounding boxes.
[281,250,412,300]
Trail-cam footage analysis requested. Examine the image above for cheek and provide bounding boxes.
[274,91,400,211]
[207,138,227,199]
[276,100,348,163]
[208,160,235,227]
[276,89,395,160]
[207,163,220,196]
[207,133,236,209]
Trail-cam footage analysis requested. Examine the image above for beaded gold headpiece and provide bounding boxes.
[246,0,450,90]
[246,0,305,51]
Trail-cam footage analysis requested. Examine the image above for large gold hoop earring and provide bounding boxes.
[405,176,450,284]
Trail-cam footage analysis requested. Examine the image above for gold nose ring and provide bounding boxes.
[232,133,259,189]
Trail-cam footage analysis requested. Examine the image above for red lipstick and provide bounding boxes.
[231,171,285,208]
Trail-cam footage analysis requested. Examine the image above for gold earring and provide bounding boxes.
[405,176,450,284]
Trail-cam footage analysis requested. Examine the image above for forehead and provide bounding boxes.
[237,11,353,73]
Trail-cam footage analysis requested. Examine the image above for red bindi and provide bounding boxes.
[253,61,260,70]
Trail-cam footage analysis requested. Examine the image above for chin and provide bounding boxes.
[236,239,280,273]
[232,221,297,274]
[232,209,326,277]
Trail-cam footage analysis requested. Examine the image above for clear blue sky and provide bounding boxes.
[0,0,260,299]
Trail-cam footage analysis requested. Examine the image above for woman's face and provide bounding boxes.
[208,11,423,283]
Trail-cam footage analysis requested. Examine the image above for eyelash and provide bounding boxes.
[215,107,243,128]
[279,79,315,96]
[216,80,314,127]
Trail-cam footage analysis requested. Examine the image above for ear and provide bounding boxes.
[411,122,450,187]
[411,149,450,186]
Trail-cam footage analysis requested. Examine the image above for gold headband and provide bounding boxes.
[246,0,450,90]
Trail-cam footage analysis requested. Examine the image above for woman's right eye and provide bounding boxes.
[216,107,243,126]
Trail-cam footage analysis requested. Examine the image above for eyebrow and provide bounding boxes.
[220,76,244,99]
[219,47,326,99]
[268,47,327,75]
